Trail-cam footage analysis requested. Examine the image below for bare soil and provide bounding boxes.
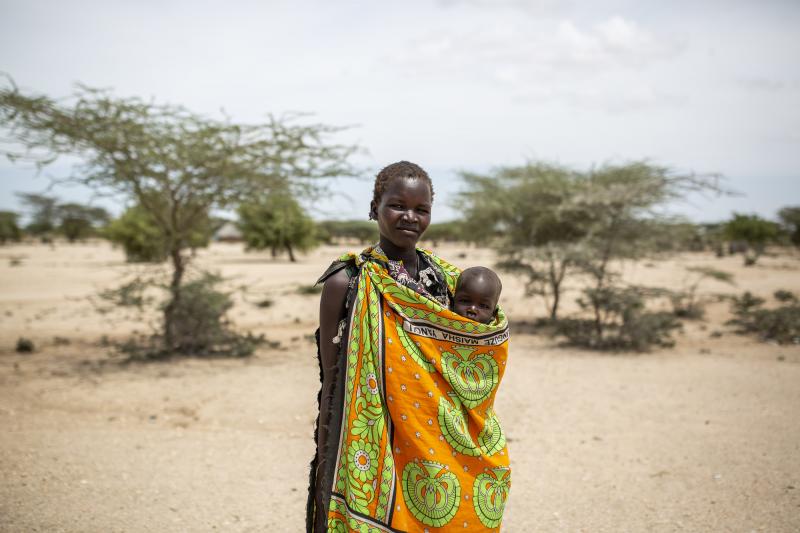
[1,242,798,532]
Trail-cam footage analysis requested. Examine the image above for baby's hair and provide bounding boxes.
[372,161,435,206]
[457,266,503,297]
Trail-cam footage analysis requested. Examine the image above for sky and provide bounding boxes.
[0,0,798,222]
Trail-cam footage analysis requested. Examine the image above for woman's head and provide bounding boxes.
[370,161,434,250]
[371,161,434,207]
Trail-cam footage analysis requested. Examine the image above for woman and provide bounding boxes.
[309,162,511,532]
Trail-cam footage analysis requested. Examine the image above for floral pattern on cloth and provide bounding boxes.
[371,244,451,309]
[324,246,511,532]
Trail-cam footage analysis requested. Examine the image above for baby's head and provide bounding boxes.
[453,266,502,324]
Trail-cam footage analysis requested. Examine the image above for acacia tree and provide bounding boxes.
[456,163,589,320]
[724,213,780,265]
[0,210,21,243]
[1,80,356,354]
[573,163,721,340]
[56,202,109,242]
[105,200,217,263]
[237,191,318,262]
[16,192,57,240]
[457,161,722,341]
[777,206,800,248]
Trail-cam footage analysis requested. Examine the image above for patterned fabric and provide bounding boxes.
[372,244,451,309]
[325,246,511,532]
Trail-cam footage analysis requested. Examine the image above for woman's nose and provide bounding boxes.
[402,209,418,222]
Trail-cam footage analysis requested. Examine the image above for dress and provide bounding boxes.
[309,246,511,532]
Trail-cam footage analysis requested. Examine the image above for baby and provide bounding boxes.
[452,266,503,324]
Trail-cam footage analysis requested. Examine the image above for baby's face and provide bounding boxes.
[453,276,499,324]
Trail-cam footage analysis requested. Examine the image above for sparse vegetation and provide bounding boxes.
[117,273,265,359]
[98,278,151,309]
[297,284,323,295]
[420,221,466,246]
[724,213,780,265]
[16,193,57,242]
[555,286,682,352]
[104,203,214,263]
[15,193,107,242]
[777,206,800,248]
[727,290,800,344]
[1,79,355,357]
[56,202,109,242]
[669,266,735,320]
[237,191,319,261]
[0,211,22,244]
[15,337,34,353]
[456,161,722,325]
[318,220,378,244]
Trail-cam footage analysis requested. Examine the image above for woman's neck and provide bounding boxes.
[378,237,418,273]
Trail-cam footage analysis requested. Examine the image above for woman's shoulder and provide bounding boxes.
[316,254,359,285]
[318,255,360,318]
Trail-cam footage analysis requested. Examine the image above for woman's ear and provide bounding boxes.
[369,201,378,221]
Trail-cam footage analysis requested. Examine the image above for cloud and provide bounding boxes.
[377,14,683,111]
[737,77,800,92]
[555,16,680,69]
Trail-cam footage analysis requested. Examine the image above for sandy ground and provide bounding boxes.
[0,241,799,532]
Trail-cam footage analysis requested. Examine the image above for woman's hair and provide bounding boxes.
[372,161,435,206]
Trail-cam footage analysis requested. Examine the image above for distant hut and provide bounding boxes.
[214,221,243,242]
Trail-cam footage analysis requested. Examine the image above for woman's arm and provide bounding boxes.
[313,269,350,530]
[319,269,350,380]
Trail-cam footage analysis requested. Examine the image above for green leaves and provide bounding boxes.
[237,191,319,261]
[456,161,723,320]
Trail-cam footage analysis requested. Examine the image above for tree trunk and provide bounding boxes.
[163,246,185,353]
[286,243,296,262]
[547,255,567,321]
[549,285,560,321]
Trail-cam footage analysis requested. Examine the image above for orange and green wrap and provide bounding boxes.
[326,248,511,532]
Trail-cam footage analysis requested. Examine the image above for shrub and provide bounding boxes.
[15,337,34,353]
[99,278,150,309]
[729,291,765,316]
[237,192,319,262]
[727,291,800,344]
[774,289,796,303]
[556,286,682,352]
[0,211,22,244]
[777,206,800,248]
[297,284,323,295]
[114,272,264,360]
[56,203,109,242]
[723,213,780,265]
[669,266,735,320]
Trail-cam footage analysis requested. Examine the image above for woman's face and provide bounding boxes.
[372,177,432,250]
